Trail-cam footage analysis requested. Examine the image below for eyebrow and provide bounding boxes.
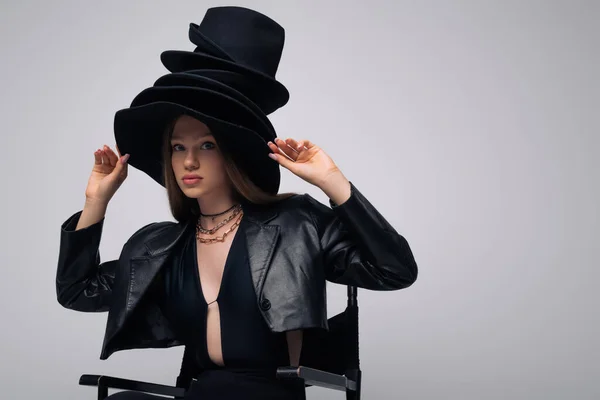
[171,132,214,140]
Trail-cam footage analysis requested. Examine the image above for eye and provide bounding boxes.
[171,143,184,151]
[201,141,216,150]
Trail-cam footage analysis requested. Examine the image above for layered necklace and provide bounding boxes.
[195,203,243,244]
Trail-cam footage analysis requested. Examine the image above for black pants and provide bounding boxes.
[105,369,306,400]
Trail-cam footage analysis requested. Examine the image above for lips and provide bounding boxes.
[183,174,202,180]
[182,175,203,185]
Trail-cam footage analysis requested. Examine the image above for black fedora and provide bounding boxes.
[152,71,276,139]
[161,6,289,115]
[113,93,281,194]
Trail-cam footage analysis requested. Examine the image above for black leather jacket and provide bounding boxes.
[56,182,418,360]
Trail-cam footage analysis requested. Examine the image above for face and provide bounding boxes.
[169,115,230,199]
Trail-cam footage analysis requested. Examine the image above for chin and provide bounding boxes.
[181,188,203,198]
[179,185,210,199]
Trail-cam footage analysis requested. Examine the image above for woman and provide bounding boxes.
[57,116,418,400]
[56,7,418,400]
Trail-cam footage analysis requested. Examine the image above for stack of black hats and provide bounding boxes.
[114,6,289,195]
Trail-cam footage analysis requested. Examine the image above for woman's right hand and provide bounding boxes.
[85,145,130,205]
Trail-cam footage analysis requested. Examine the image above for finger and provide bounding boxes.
[100,150,110,166]
[297,139,316,150]
[111,153,129,180]
[103,145,118,167]
[120,154,130,166]
[94,149,102,165]
[115,144,122,157]
[268,140,295,162]
[285,138,303,152]
[268,139,287,156]
[274,138,298,160]
[268,151,295,170]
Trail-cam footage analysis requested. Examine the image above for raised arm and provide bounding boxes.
[56,145,129,312]
[305,181,418,290]
[266,137,418,289]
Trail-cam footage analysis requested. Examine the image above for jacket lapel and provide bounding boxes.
[111,221,191,337]
[136,220,192,299]
[241,202,281,298]
[243,221,280,298]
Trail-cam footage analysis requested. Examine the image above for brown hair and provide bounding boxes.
[161,117,297,223]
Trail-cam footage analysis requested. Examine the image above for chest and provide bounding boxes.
[195,230,240,303]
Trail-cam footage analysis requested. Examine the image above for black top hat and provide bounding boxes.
[160,6,289,115]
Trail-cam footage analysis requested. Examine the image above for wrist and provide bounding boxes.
[318,170,351,206]
[84,197,109,211]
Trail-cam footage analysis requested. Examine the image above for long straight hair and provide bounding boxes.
[161,117,297,223]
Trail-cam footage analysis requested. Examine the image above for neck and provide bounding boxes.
[195,191,240,227]
[196,192,238,215]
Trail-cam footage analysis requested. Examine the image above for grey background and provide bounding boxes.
[0,0,598,398]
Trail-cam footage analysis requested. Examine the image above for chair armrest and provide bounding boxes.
[79,374,186,398]
[276,366,357,392]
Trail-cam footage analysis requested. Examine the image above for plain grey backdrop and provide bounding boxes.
[0,0,598,399]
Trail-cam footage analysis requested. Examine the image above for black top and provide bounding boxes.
[157,217,290,370]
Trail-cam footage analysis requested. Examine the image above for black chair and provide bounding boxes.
[79,286,362,400]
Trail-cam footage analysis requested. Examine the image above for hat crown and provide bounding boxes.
[193,6,285,77]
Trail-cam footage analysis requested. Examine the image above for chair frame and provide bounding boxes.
[79,286,362,400]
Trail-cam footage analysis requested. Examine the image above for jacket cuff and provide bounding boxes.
[328,181,357,209]
[61,210,105,240]
[327,181,394,234]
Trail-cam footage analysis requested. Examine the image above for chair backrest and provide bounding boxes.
[300,285,360,374]
[175,345,198,388]
[175,285,360,388]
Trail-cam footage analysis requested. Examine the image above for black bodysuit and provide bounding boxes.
[156,218,305,399]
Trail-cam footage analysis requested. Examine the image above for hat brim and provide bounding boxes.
[152,72,275,135]
[173,69,281,115]
[129,86,276,141]
[114,101,280,194]
[160,49,289,113]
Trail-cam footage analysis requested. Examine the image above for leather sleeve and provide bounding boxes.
[55,210,116,312]
[304,181,418,290]
[55,211,156,312]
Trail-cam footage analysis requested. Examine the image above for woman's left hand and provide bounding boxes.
[267,137,340,188]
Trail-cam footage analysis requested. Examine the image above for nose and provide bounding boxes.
[183,150,199,170]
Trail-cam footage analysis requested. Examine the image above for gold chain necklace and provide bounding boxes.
[196,211,243,244]
[196,204,242,235]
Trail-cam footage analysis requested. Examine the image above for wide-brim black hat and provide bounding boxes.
[129,86,276,142]
[114,90,280,194]
[152,71,275,139]
[163,69,273,111]
[160,6,289,115]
